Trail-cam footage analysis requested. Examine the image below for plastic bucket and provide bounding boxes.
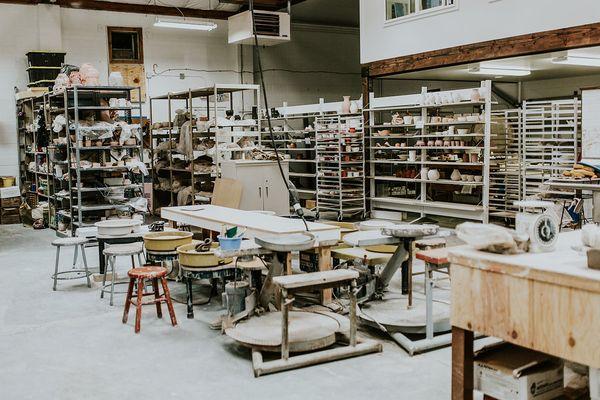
[218,235,242,251]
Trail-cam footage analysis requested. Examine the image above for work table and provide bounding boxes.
[448,230,600,400]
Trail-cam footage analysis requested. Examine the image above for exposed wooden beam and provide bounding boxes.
[0,0,236,19]
[367,22,600,78]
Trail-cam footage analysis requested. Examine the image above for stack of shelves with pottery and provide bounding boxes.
[149,84,260,214]
[261,97,363,208]
[366,81,492,222]
[46,86,145,236]
[522,98,580,201]
[315,113,365,220]
[489,109,522,222]
[16,93,46,207]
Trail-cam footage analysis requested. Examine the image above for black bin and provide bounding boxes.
[26,51,66,67]
[27,67,60,83]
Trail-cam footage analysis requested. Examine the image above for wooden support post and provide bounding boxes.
[452,326,474,400]
[318,246,332,305]
[285,252,293,275]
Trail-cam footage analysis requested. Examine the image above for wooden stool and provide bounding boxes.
[122,266,177,334]
[51,237,91,291]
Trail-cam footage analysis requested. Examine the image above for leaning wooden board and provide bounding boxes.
[449,230,600,369]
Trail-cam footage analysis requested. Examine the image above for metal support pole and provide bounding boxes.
[281,288,289,360]
[349,279,358,347]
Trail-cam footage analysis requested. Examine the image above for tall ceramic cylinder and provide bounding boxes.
[342,96,351,114]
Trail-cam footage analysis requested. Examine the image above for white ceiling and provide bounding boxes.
[392,47,600,82]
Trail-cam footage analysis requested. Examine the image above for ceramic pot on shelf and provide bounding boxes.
[342,96,351,114]
[451,169,461,181]
[421,167,429,180]
[427,169,440,181]
[470,89,481,102]
[349,101,359,114]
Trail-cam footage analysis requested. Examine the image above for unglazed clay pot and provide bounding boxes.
[427,169,440,181]
[470,89,481,102]
[451,169,461,181]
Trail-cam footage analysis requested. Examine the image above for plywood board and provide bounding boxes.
[211,178,242,209]
[451,264,600,368]
[108,63,146,102]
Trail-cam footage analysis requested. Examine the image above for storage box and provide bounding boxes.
[1,196,21,208]
[474,343,564,400]
[27,66,60,83]
[26,51,65,67]
[0,186,19,198]
[591,367,599,400]
[0,177,16,188]
[1,207,20,218]
[1,214,20,225]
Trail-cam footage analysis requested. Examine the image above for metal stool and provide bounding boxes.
[101,243,144,306]
[122,266,177,333]
[51,237,91,291]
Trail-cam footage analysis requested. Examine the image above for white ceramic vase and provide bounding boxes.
[427,169,440,181]
[349,100,359,114]
[342,96,351,114]
[421,167,429,180]
[470,89,481,102]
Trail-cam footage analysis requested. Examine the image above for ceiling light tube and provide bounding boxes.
[154,17,217,31]
[552,55,600,67]
[468,66,531,76]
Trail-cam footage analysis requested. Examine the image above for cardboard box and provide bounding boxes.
[0,186,19,199]
[474,343,563,400]
[1,196,21,208]
[591,367,599,400]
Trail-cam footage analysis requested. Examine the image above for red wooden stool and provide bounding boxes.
[122,266,177,333]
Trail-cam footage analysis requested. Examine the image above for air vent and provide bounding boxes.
[228,10,291,46]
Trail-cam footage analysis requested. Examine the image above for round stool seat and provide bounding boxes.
[52,237,88,247]
[103,242,144,256]
[128,266,168,279]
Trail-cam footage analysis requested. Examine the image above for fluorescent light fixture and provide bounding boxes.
[552,55,600,67]
[154,17,217,31]
[468,66,531,76]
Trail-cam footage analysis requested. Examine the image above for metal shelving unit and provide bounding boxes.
[315,113,365,220]
[489,109,522,221]
[367,81,492,223]
[522,98,580,200]
[149,84,260,214]
[46,86,145,235]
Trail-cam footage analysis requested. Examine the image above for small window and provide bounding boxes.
[108,27,143,64]
[386,0,455,20]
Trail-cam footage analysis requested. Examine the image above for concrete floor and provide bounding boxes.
[0,225,470,400]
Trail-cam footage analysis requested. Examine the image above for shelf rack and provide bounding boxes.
[315,113,365,220]
[261,98,363,209]
[522,98,580,200]
[489,109,522,221]
[366,81,492,223]
[46,86,145,235]
[149,84,260,214]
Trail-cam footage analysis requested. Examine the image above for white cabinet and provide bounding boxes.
[221,160,290,215]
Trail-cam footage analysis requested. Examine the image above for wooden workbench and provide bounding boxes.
[448,230,600,400]
[161,205,341,304]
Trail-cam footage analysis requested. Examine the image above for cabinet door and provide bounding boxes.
[263,165,290,215]
[234,164,265,211]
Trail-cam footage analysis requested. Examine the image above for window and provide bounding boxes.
[386,0,455,21]
[107,27,144,64]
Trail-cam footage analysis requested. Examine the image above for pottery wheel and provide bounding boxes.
[225,311,340,353]
[382,224,439,238]
[254,233,315,252]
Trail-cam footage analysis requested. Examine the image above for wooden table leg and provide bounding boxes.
[285,252,293,275]
[452,326,474,400]
[318,246,332,305]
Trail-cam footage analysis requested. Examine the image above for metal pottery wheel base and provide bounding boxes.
[225,311,340,353]
[169,281,212,305]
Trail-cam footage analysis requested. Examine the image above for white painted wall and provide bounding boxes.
[256,25,362,108]
[360,0,600,64]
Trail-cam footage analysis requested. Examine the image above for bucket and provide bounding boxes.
[222,281,250,316]
[1,176,16,187]
[218,235,242,251]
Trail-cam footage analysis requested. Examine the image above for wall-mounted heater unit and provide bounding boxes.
[228,10,291,46]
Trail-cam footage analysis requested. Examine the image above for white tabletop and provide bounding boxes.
[76,225,177,240]
[161,205,340,246]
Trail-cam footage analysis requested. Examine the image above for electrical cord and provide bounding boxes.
[250,0,309,231]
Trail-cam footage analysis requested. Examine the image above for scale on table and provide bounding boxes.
[514,200,559,253]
